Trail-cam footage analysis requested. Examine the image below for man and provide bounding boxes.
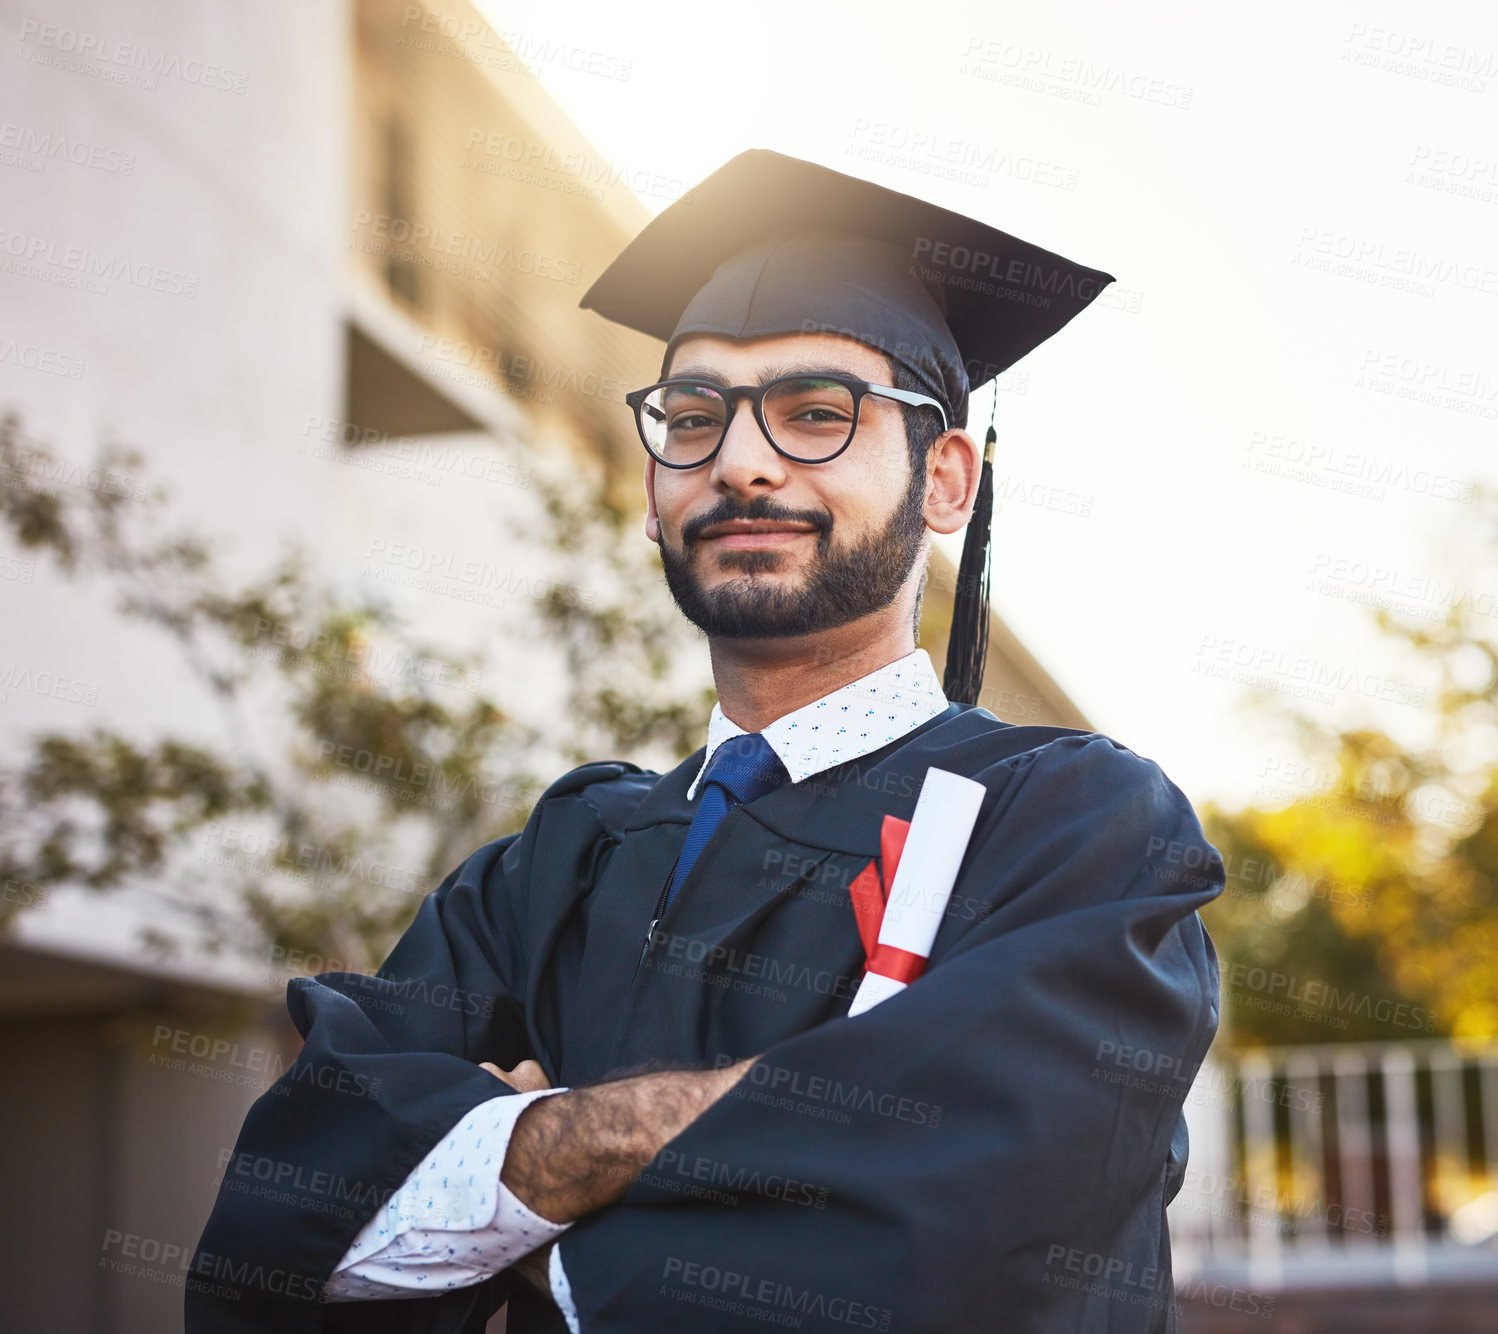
[188,150,1223,1334]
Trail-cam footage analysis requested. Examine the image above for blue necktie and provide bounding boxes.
[661,732,790,915]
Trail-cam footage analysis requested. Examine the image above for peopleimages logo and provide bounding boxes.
[910,236,1106,303]
[349,212,583,285]
[661,1257,893,1330]
[0,228,199,297]
[16,19,250,93]
[1224,963,1436,1033]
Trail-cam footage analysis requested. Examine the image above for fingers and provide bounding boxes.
[477,1059,552,1092]
[512,1242,554,1294]
[504,1059,553,1093]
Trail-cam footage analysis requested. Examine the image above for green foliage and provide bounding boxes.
[1202,490,1498,1044]
[518,450,717,768]
[0,412,712,973]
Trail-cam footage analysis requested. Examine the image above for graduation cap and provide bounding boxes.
[580,148,1113,707]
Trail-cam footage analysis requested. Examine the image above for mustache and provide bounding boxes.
[681,497,832,546]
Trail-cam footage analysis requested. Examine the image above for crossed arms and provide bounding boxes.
[192,736,1223,1333]
[480,1054,756,1292]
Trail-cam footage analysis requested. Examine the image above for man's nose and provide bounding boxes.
[709,399,787,492]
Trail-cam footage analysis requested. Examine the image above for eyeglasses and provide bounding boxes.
[624,373,949,469]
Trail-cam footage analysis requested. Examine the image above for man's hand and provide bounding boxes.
[498,1057,757,1227]
[480,1059,551,1093]
[509,1241,554,1296]
[469,1061,559,1299]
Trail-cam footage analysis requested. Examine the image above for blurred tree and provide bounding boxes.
[1200,488,1498,1044]
[0,411,713,974]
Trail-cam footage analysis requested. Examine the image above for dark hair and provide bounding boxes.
[888,359,948,476]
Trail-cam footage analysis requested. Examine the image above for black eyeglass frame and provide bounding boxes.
[624,373,950,469]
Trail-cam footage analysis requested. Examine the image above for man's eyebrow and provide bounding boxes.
[665,364,871,386]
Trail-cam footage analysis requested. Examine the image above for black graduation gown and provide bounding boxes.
[186,703,1223,1334]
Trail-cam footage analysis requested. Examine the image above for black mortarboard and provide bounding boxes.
[580,149,1113,706]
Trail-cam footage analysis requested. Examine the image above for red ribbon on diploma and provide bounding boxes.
[846,814,926,986]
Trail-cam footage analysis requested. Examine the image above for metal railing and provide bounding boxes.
[1168,1039,1498,1288]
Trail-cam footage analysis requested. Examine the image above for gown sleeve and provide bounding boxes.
[555,733,1224,1334]
[185,761,633,1334]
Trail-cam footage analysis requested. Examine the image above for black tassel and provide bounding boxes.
[941,425,996,707]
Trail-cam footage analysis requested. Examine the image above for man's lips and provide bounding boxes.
[697,519,820,549]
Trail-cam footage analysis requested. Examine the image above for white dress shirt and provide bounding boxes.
[323,648,949,1328]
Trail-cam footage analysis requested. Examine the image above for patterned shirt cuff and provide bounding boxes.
[324,1086,571,1301]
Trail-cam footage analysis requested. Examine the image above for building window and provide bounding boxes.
[382,115,423,310]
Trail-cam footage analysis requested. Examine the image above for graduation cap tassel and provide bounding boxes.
[941,426,996,707]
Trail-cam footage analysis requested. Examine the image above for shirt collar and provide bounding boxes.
[686,648,948,801]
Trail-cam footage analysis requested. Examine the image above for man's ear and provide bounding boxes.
[643,455,661,542]
[923,428,982,537]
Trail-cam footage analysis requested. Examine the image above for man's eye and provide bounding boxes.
[670,413,721,431]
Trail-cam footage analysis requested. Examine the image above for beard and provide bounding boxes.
[656,455,928,640]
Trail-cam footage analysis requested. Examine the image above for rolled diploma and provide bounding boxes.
[846,766,987,1017]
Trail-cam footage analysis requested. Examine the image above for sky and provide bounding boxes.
[484,0,1498,808]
